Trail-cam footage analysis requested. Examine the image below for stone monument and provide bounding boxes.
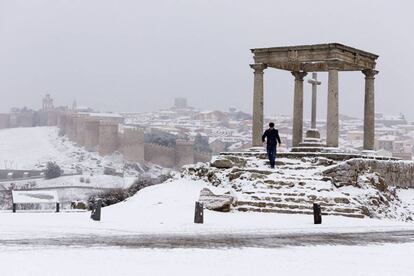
[250,43,379,151]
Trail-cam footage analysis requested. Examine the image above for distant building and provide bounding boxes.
[42,94,54,111]
[376,135,396,152]
[0,114,10,129]
[9,107,35,128]
[174,98,188,109]
[375,113,407,127]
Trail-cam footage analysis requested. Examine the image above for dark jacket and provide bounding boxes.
[262,128,281,147]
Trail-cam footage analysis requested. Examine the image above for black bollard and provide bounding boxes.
[194,201,204,224]
[12,203,16,213]
[56,202,60,213]
[313,203,322,224]
[91,199,102,221]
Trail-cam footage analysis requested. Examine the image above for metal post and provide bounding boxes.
[12,203,16,213]
[313,203,322,224]
[91,199,102,221]
[56,202,60,213]
[194,201,204,224]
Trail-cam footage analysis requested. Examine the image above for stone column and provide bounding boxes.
[362,69,378,150]
[308,73,321,129]
[250,63,267,147]
[326,65,339,147]
[291,71,307,147]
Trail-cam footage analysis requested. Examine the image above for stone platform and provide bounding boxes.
[183,150,413,220]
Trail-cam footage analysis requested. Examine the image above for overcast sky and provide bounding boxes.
[0,0,413,120]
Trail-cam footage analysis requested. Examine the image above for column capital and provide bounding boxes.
[291,71,307,81]
[250,63,267,73]
[362,69,379,79]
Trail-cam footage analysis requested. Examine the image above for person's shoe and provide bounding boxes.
[270,165,275,169]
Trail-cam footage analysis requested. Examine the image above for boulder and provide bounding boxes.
[224,155,247,167]
[199,188,234,212]
[210,157,233,169]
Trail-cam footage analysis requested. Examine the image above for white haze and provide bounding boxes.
[0,0,413,120]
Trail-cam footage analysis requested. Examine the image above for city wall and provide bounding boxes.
[144,143,176,168]
[58,113,212,169]
[120,127,145,163]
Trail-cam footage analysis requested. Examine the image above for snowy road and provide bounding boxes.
[1,230,414,249]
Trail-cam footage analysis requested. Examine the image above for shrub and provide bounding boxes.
[44,161,62,179]
[87,173,172,209]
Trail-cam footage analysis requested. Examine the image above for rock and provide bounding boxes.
[71,201,87,209]
[224,155,247,167]
[210,157,233,169]
[250,173,266,180]
[228,171,243,181]
[334,197,350,204]
[199,188,234,212]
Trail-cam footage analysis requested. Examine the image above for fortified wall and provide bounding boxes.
[98,122,120,156]
[120,127,145,164]
[0,114,10,129]
[58,112,211,169]
[144,143,176,168]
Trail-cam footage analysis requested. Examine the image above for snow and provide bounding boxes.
[1,242,414,276]
[1,180,414,240]
[0,126,120,173]
[1,126,414,275]
[0,180,414,275]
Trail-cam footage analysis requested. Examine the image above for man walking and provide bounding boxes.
[262,122,281,168]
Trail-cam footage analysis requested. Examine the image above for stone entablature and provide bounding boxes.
[251,43,378,72]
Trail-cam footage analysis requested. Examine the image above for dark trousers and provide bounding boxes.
[267,145,277,167]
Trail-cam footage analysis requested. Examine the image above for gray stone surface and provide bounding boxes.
[362,69,378,150]
[199,188,234,212]
[307,72,321,130]
[250,63,267,147]
[326,66,339,147]
[291,71,307,147]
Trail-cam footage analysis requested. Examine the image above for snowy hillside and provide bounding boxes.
[0,126,168,209]
[0,126,127,174]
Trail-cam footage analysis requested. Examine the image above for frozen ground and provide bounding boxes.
[1,179,414,275]
[1,180,414,240]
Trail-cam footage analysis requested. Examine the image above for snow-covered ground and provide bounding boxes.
[2,243,414,276]
[1,127,414,275]
[1,180,414,275]
[1,180,414,240]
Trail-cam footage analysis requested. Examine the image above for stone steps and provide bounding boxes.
[235,201,364,218]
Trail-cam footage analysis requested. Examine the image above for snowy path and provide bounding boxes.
[1,230,414,249]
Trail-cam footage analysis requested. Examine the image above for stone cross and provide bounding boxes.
[307,73,321,129]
